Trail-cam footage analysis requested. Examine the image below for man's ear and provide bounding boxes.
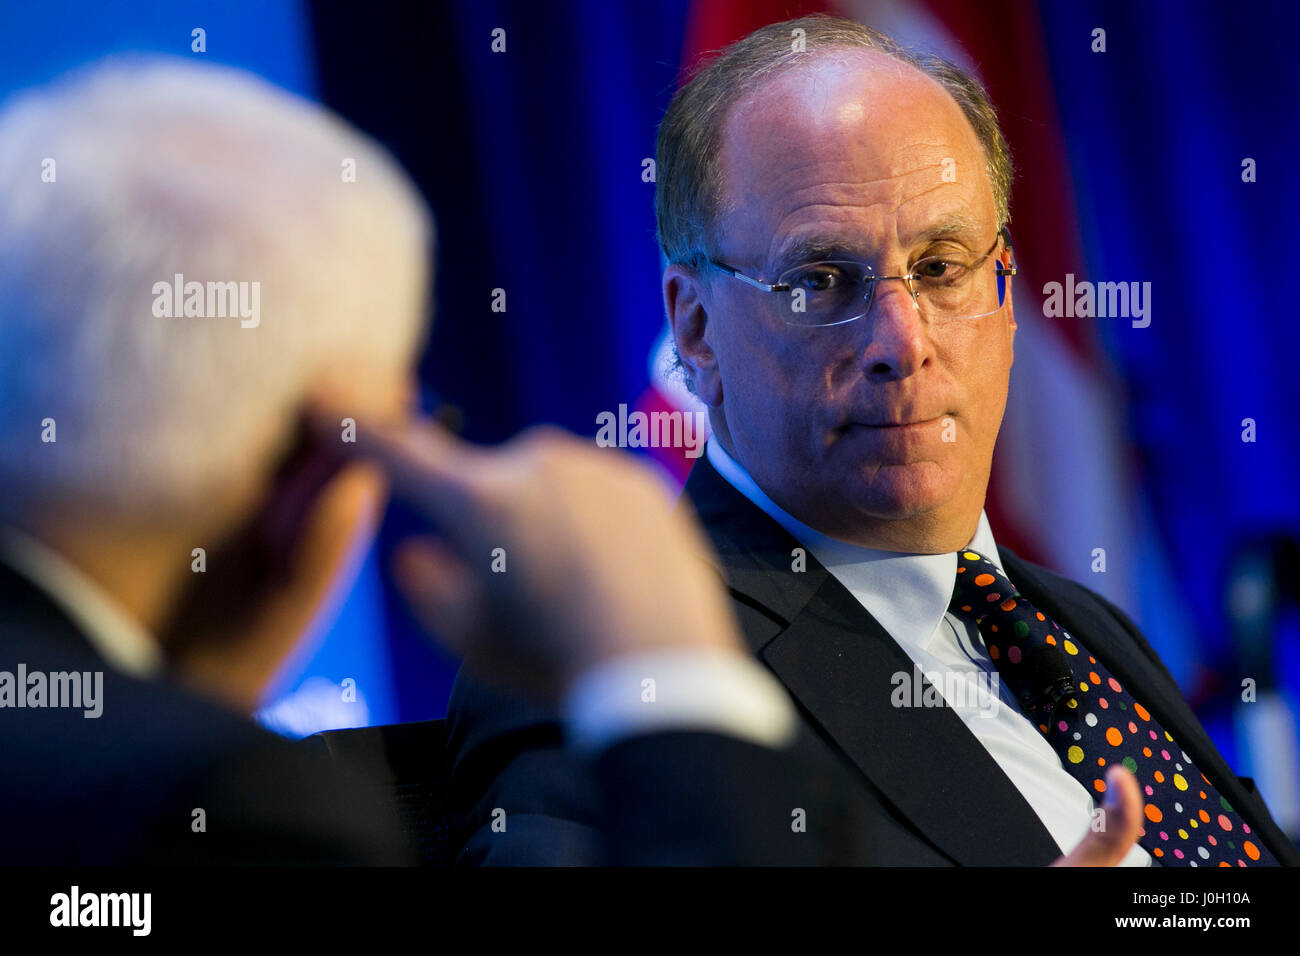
[664,263,723,406]
[160,418,389,712]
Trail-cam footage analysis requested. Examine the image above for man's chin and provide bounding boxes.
[844,462,955,520]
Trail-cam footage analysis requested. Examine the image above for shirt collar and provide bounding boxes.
[0,527,163,679]
[705,439,1001,651]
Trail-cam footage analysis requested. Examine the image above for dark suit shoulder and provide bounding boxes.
[0,564,408,865]
[130,717,412,865]
[1,661,409,864]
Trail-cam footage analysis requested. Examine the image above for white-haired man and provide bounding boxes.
[0,57,431,863]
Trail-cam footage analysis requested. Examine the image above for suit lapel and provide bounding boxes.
[682,457,1062,865]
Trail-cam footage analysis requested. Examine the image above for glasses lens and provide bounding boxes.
[774,261,872,327]
[914,254,989,320]
[771,247,1011,327]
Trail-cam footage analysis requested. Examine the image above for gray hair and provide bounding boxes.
[655,15,1013,389]
[0,57,433,520]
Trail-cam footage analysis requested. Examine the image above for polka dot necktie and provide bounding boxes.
[950,549,1278,866]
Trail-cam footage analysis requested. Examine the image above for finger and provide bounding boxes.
[305,406,491,548]
[1051,764,1144,867]
[393,536,563,701]
[391,536,484,659]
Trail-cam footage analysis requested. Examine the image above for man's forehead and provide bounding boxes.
[716,51,989,249]
[724,50,972,152]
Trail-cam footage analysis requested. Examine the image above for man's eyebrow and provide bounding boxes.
[771,236,863,267]
[771,216,989,269]
[909,214,984,245]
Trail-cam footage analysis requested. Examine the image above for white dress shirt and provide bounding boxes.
[564,440,1151,865]
[1,527,162,679]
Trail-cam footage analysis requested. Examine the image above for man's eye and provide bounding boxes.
[915,258,967,282]
[790,265,854,292]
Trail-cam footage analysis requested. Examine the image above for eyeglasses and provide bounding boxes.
[707,227,1017,328]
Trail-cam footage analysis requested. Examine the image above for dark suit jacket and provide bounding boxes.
[446,456,1300,865]
[0,559,411,865]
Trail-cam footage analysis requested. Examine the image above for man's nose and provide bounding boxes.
[857,281,930,380]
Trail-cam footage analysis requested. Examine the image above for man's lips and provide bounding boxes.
[848,415,948,429]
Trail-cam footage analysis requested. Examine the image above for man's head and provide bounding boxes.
[0,58,432,705]
[660,17,1016,553]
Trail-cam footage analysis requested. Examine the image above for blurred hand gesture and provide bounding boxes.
[324,412,743,698]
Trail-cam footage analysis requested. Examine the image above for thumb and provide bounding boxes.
[391,535,566,701]
[1051,764,1144,867]
[391,535,484,659]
